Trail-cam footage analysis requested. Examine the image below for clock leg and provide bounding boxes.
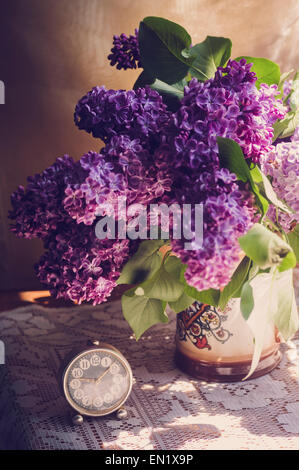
[116,406,128,420]
[69,409,84,426]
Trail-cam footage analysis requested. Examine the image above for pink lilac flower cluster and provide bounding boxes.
[261,128,299,232]
[108,29,141,70]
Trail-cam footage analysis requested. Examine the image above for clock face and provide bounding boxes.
[63,348,132,416]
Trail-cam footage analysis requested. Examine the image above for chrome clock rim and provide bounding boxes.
[62,347,133,417]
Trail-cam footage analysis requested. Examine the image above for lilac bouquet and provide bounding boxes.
[9,17,299,377]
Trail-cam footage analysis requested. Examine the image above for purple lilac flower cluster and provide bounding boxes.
[9,156,87,240]
[9,53,291,301]
[170,170,257,291]
[160,59,284,291]
[9,156,131,304]
[63,137,172,226]
[261,128,299,232]
[10,84,173,304]
[74,86,169,145]
[167,60,285,169]
[36,225,130,305]
[108,29,141,70]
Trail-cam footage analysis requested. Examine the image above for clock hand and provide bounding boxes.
[95,362,115,385]
[78,378,95,382]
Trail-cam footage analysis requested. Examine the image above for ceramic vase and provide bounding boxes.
[174,298,281,382]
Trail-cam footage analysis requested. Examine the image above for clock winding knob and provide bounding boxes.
[87,339,100,346]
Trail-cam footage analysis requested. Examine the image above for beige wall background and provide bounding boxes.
[0,0,298,291]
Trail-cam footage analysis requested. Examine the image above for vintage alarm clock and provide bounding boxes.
[61,340,133,425]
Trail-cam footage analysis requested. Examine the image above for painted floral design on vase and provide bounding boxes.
[174,299,281,382]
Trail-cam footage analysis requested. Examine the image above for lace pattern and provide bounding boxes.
[0,294,298,450]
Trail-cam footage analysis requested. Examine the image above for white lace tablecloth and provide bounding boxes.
[0,297,299,450]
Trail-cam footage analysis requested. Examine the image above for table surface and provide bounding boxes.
[0,289,299,450]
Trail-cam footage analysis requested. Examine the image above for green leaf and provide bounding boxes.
[246,262,260,283]
[240,267,298,379]
[138,17,192,84]
[117,240,164,285]
[122,288,168,340]
[276,69,294,99]
[219,256,251,310]
[238,223,295,270]
[142,264,185,302]
[289,70,299,110]
[183,285,220,306]
[165,256,221,306]
[168,291,195,314]
[250,165,292,214]
[150,77,186,99]
[159,255,195,312]
[241,272,278,380]
[273,270,299,341]
[240,280,254,320]
[287,225,299,262]
[278,250,297,272]
[217,137,269,214]
[217,137,250,182]
[273,70,299,140]
[164,255,185,280]
[272,110,299,141]
[278,69,294,90]
[133,70,155,89]
[235,56,280,88]
[133,71,186,111]
[189,36,232,81]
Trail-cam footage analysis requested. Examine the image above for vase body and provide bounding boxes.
[174,299,281,382]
